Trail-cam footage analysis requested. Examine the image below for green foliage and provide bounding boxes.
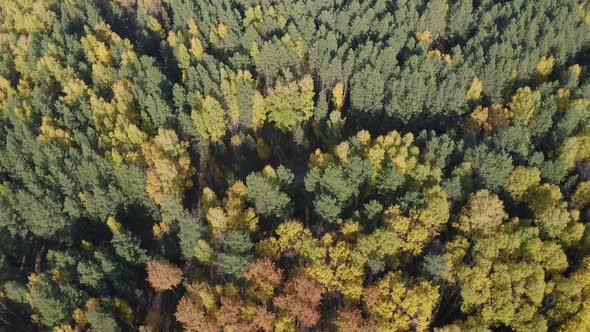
[3,281,28,304]
[111,232,148,265]
[86,306,120,332]
[466,145,514,191]
[246,171,291,218]
[305,156,372,223]
[215,231,254,279]
[29,278,82,327]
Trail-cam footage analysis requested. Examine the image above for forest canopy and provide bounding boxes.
[0,0,590,331]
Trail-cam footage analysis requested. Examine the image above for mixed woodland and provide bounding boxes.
[1,0,590,331]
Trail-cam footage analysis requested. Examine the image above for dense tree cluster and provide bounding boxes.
[0,0,589,331]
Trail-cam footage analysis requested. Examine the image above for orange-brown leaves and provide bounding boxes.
[244,258,283,302]
[274,275,323,328]
[146,260,183,292]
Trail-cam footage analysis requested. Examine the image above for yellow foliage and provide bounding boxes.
[275,316,296,332]
[81,34,112,65]
[146,16,163,37]
[332,82,345,111]
[73,307,87,327]
[577,130,590,161]
[508,86,540,124]
[190,37,204,59]
[61,79,88,106]
[187,18,199,36]
[334,141,351,163]
[142,128,194,208]
[363,272,439,331]
[559,136,579,171]
[463,105,489,132]
[568,64,582,81]
[114,298,134,324]
[201,187,219,211]
[534,55,554,81]
[167,31,178,46]
[250,41,260,60]
[466,77,483,101]
[91,63,113,89]
[191,95,227,143]
[152,222,171,237]
[265,74,315,131]
[415,30,433,44]
[52,324,77,332]
[106,216,123,233]
[206,207,227,233]
[456,190,508,237]
[39,116,73,147]
[556,88,571,112]
[428,49,452,63]
[505,166,541,200]
[256,137,271,160]
[2,1,56,33]
[216,23,228,39]
[251,90,267,130]
[230,134,241,147]
[385,186,449,255]
[339,219,362,239]
[572,181,590,207]
[220,68,255,128]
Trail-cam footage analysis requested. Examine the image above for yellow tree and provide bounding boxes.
[332,81,345,111]
[505,166,541,200]
[456,190,508,237]
[362,272,439,331]
[90,79,147,165]
[202,181,259,236]
[142,128,194,228]
[548,257,590,331]
[191,94,228,143]
[265,75,314,132]
[465,77,483,101]
[384,186,450,255]
[508,86,541,124]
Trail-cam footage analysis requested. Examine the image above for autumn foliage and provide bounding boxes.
[146,260,183,292]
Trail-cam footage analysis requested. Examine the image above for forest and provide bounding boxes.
[0,0,590,331]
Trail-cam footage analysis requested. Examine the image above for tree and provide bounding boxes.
[1,1,590,330]
[265,75,314,131]
[465,145,513,191]
[274,275,323,329]
[548,257,590,331]
[350,66,384,113]
[175,282,218,332]
[191,95,228,143]
[246,168,291,218]
[85,299,120,332]
[215,231,254,279]
[332,81,345,111]
[142,128,194,222]
[244,258,283,301]
[305,156,372,223]
[505,166,541,200]
[146,260,183,292]
[28,275,82,327]
[362,272,439,331]
[107,217,147,265]
[456,190,508,237]
[573,181,590,208]
[508,86,541,124]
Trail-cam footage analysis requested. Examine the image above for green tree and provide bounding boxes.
[246,168,291,218]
